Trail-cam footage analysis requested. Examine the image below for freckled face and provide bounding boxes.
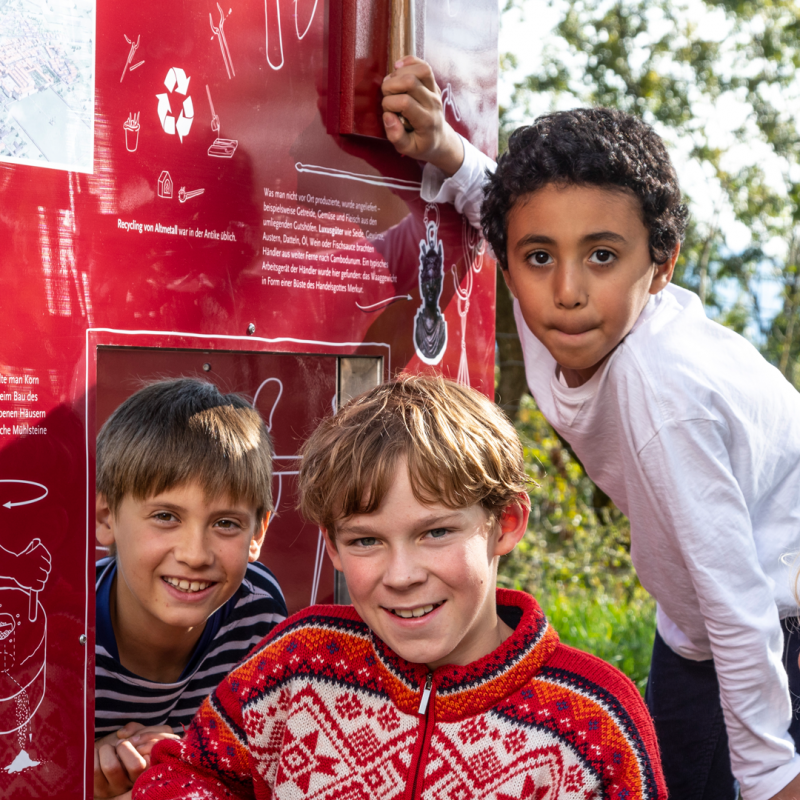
[324,462,527,670]
[503,184,676,386]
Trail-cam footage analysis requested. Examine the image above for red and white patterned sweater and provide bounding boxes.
[134,589,667,800]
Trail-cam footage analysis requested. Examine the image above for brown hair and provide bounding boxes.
[298,374,530,535]
[97,378,273,525]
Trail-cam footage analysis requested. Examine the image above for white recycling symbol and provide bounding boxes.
[156,67,193,142]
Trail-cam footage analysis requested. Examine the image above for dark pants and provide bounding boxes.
[645,619,800,800]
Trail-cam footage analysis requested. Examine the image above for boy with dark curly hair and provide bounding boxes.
[381,58,800,800]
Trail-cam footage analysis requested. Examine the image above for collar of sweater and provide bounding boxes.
[368,588,559,722]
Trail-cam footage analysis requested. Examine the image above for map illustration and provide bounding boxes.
[0,0,95,173]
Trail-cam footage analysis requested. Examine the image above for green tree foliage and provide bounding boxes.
[496,0,800,689]
[500,0,800,387]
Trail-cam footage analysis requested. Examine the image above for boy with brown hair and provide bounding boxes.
[134,375,666,800]
[93,378,287,800]
[381,57,800,800]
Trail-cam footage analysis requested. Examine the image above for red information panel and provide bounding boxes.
[0,0,498,796]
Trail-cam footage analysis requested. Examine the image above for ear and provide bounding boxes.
[321,527,343,572]
[96,494,115,547]
[248,512,270,562]
[492,497,529,558]
[649,243,680,295]
[500,265,518,299]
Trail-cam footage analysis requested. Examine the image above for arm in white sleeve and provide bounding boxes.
[636,420,800,800]
[420,135,496,233]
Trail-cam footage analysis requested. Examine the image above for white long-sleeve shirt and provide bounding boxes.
[422,138,800,800]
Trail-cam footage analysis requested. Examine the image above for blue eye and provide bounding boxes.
[427,528,448,539]
[354,537,377,547]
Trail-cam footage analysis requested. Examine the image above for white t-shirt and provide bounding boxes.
[422,138,800,800]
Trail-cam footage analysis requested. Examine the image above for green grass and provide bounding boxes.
[538,587,655,693]
[499,394,656,693]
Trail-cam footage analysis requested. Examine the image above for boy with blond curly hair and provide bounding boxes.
[134,375,667,800]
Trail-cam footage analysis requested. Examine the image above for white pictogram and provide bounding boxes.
[158,170,173,199]
[441,83,462,122]
[294,162,421,191]
[265,0,319,70]
[252,378,325,607]
[356,295,412,312]
[451,218,486,388]
[210,4,235,79]
[205,85,239,158]
[179,187,204,203]
[123,112,140,153]
[156,68,194,142]
[120,34,145,83]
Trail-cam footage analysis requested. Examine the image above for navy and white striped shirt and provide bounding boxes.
[95,557,287,736]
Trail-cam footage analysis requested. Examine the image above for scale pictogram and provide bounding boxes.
[156,68,194,142]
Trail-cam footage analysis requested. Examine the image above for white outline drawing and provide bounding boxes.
[441,83,462,122]
[356,294,411,312]
[209,4,235,80]
[178,187,205,203]
[83,328,392,793]
[156,68,194,143]
[451,217,485,387]
[0,536,50,624]
[413,204,447,365]
[295,163,421,191]
[123,112,140,153]
[0,531,51,773]
[157,170,173,199]
[205,86,239,158]
[120,34,144,83]
[0,587,47,753]
[252,377,283,433]
[265,0,320,71]
[252,377,324,607]
[0,480,48,510]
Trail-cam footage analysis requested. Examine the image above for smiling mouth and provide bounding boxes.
[389,602,444,619]
[163,577,215,594]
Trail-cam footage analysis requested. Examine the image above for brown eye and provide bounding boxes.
[589,249,615,265]
[529,251,552,266]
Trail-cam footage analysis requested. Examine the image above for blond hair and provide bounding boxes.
[298,374,530,534]
[97,378,273,524]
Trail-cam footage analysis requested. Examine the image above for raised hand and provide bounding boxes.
[382,56,464,176]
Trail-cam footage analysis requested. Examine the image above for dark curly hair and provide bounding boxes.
[482,108,688,269]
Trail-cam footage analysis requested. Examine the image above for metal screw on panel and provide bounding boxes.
[79,634,87,645]
[247,323,256,336]
[202,363,211,372]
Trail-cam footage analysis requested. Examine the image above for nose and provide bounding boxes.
[382,543,427,591]
[173,526,214,569]
[553,261,587,309]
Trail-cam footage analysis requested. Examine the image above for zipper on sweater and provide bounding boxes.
[409,673,435,800]
[418,673,433,715]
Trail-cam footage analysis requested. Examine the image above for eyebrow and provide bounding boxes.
[144,501,251,517]
[337,512,465,536]
[514,231,628,250]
